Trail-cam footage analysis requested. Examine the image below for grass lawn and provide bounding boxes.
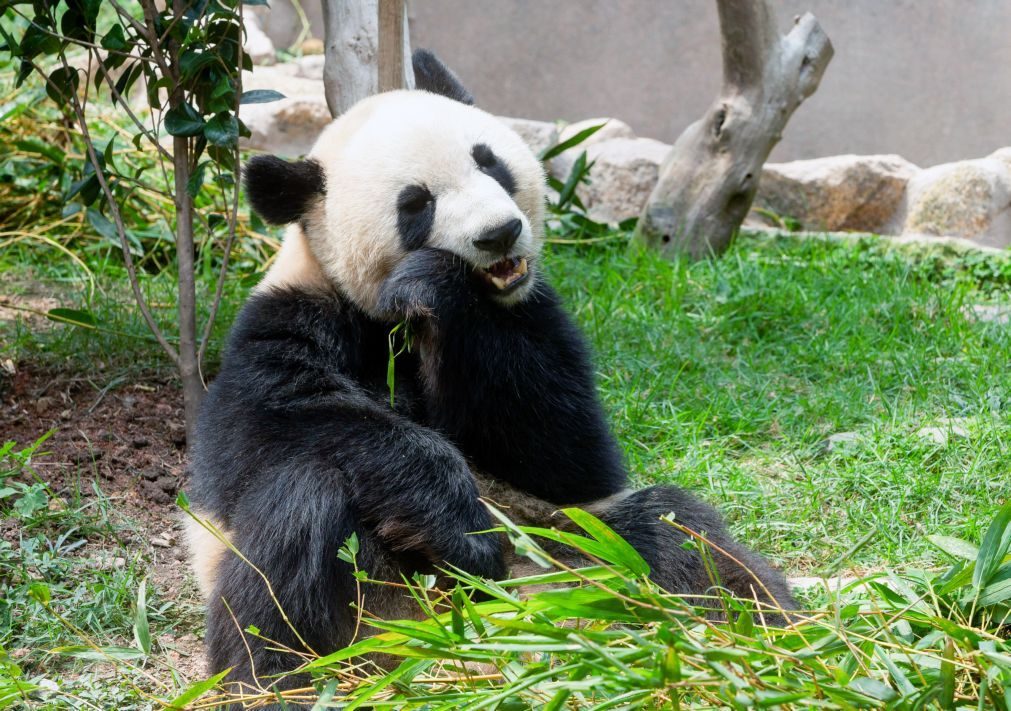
[548,233,1011,576]
[2,229,1011,707]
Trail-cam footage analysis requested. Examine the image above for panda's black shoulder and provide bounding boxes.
[223,285,371,361]
[225,285,344,351]
[210,285,394,402]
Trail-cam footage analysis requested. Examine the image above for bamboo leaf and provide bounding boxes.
[165,668,231,709]
[974,499,1011,589]
[540,122,607,161]
[46,308,99,329]
[562,507,650,577]
[927,535,979,562]
[133,579,150,655]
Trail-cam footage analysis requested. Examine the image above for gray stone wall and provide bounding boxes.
[407,0,1011,167]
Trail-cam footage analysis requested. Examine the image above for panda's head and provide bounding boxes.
[246,51,546,315]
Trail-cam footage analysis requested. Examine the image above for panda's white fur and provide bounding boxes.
[257,90,545,315]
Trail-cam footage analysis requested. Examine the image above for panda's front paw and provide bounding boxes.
[376,248,471,320]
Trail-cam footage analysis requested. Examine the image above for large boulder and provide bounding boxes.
[901,156,1011,247]
[990,147,1011,172]
[754,155,919,232]
[497,117,559,157]
[564,137,671,225]
[239,66,330,157]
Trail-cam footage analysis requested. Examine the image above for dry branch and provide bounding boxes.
[635,1,833,259]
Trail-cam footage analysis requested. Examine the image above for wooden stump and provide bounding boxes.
[635,1,833,259]
[321,0,415,119]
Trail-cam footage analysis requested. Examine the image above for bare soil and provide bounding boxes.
[1,363,208,681]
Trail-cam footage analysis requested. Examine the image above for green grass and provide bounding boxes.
[4,230,1011,577]
[0,246,247,380]
[3,227,1011,708]
[551,233,1011,575]
[0,437,204,709]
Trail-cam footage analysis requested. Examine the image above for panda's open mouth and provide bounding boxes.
[478,257,529,292]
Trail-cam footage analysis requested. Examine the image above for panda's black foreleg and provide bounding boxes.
[326,414,507,580]
[594,486,796,618]
[203,464,366,707]
[201,420,505,703]
[377,248,628,504]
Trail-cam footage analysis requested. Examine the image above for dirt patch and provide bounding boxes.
[1,362,208,682]
[2,363,188,505]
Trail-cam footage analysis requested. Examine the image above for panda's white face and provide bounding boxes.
[285,90,545,315]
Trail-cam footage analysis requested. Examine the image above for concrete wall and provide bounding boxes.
[407,0,1011,167]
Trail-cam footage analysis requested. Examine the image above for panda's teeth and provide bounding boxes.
[481,257,529,290]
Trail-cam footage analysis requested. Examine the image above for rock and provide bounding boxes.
[989,147,1011,173]
[966,304,1011,325]
[151,531,176,548]
[497,117,558,157]
[558,137,671,225]
[901,157,1011,247]
[754,155,919,233]
[240,66,330,157]
[33,396,54,415]
[242,98,332,157]
[916,427,948,446]
[559,117,635,146]
[243,14,276,66]
[295,54,326,80]
[301,38,324,55]
[915,419,969,447]
[551,117,636,180]
[822,431,860,452]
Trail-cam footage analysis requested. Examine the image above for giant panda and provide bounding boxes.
[185,50,795,702]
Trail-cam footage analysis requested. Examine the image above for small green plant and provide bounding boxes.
[0,437,204,708]
[0,1,283,440]
[539,122,636,244]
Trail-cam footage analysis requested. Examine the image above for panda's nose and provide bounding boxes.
[473,218,522,254]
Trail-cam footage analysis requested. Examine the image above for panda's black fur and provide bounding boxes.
[188,51,795,704]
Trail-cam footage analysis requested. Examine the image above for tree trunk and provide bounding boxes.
[173,134,202,445]
[321,0,414,118]
[635,1,833,259]
[170,0,202,445]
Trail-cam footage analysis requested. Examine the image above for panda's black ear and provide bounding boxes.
[244,155,326,225]
[412,49,474,105]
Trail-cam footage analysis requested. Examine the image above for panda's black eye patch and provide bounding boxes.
[472,143,516,195]
[398,185,433,214]
[472,143,497,168]
[397,185,436,250]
